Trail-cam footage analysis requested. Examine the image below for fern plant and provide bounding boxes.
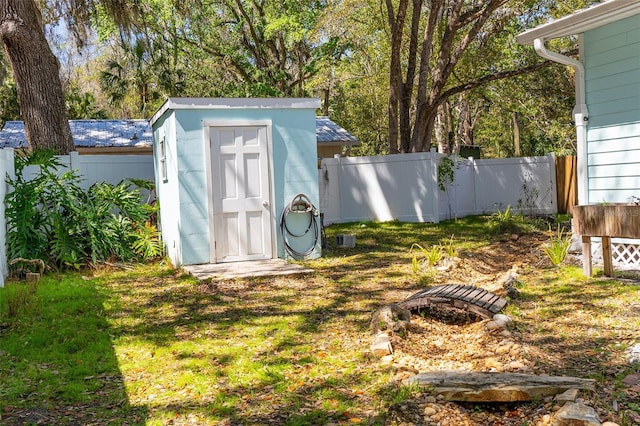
[5,149,162,271]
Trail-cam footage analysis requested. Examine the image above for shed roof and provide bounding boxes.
[316,116,359,146]
[0,120,153,149]
[0,117,358,148]
[517,0,640,45]
[150,97,322,126]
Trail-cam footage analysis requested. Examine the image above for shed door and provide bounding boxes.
[209,126,272,262]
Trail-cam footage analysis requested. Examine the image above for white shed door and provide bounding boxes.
[209,126,272,262]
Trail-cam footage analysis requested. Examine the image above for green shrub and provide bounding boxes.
[5,149,161,270]
[543,225,572,266]
[489,205,525,235]
[410,243,443,272]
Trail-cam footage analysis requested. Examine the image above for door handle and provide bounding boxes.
[262,200,269,208]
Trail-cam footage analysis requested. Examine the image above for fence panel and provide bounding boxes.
[320,152,439,225]
[0,149,14,286]
[320,153,557,225]
[21,153,154,189]
[473,156,557,215]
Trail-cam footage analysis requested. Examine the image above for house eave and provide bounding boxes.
[516,0,640,45]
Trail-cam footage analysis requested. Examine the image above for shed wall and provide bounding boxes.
[154,106,319,266]
[153,113,183,267]
[584,14,640,204]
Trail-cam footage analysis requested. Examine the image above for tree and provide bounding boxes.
[0,0,135,153]
[0,0,74,153]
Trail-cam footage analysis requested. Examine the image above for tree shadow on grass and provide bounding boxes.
[0,275,148,425]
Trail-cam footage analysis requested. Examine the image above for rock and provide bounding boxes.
[371,332,393,357]
[506,286,521,299]
[553,402,601,426]
[601,422,620,426]
[505,361,526,371]
[555,388,579,402]
[403,372,596,402]
[627,343,640,364]
[370,304,411,334]
[485,320,502,331]
[485,357,504,371]
[621,373,640,388]
[493,314,513,328]
[380,355,394,366]
[495,342,514,354]
[423,406,437,416]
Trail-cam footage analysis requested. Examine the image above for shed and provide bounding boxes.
[517,0,640,269]
[149,98,322,267]
[316,116,359,160]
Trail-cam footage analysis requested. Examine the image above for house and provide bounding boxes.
[0,116,356,159]
[316,116,359,160]
[517,0,640,269]
[149,98,322,267]
[0,119,156,189]
[0,120,153,154]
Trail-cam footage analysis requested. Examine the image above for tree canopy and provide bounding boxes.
[0,0,601,157]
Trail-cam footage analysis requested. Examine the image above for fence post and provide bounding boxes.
[430,149,440,224]
[69,151,80,170]
[547,153,558,215]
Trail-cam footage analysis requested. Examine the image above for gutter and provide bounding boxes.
[533,37,589,205]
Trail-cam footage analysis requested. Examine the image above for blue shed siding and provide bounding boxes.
[584,13,640,204]
[153,113,184,266]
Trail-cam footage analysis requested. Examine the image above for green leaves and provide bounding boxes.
[5,149,161,271]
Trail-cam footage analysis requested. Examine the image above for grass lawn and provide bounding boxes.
[0,216,638,425]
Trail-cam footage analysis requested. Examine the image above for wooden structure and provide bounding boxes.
[399,284,507,320]
[555,155,578,215]
[573,204,640,276]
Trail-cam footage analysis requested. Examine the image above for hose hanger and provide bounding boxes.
[280,193,321,259]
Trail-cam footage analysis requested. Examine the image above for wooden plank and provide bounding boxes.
[602,236,613,277]
[555,156,577,215]
[582,236,593,277]
[404,371,596,402]
[401,285,507,319]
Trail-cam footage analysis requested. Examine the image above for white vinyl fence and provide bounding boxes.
[21,151,155,189]
[319,152,558,225]
[0,150,154,287]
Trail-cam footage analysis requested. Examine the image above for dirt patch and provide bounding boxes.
[380,232,639,425]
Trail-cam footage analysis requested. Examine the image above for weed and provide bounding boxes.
[543,225,572,266]
[382,382,429,406]
[490,205,522,234]
[410,243,443,271]
[1,281,39,319]
[441,234,458,258]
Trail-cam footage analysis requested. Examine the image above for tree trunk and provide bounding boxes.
[386,0,408,154]
[0,0,73,154]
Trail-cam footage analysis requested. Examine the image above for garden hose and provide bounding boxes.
[280,193,321,259]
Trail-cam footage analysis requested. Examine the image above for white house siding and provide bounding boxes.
[584,13,640,204]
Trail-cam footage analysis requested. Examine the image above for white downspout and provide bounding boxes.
[534,37,589,205]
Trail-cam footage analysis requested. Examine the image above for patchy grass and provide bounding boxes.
[0,216,638,425]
